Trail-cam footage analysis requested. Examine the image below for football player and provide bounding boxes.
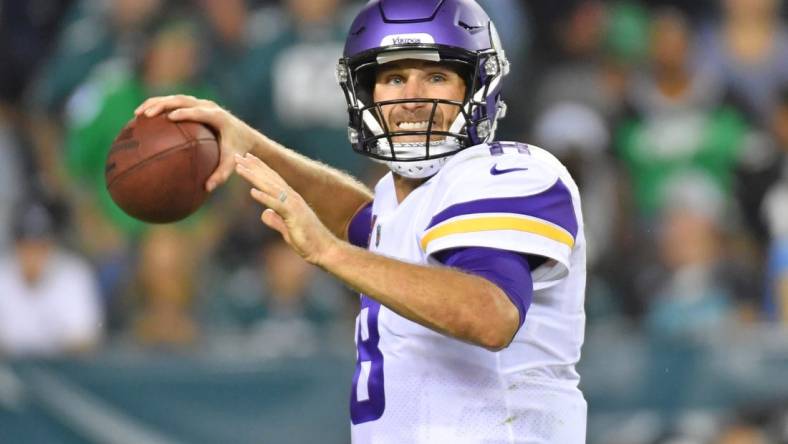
[136,0,587,442]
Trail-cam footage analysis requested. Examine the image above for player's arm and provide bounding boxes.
[246,133,374,239]
[134,95,373,239]
[324,242,522,350]
[234,153,522,350]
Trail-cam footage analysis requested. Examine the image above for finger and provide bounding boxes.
[205,154,236,192]
[167,107,223,131]
[135,95,202,117]
[235,160,278,195]
[236,152,287,188]
[134,96,168,115]
[234,154,275,187]
[261,208,289,238]
[134,94,212,115]
[250,187,287,216]
[134,95,179,116]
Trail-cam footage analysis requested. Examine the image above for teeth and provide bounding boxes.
[397,121,431,130]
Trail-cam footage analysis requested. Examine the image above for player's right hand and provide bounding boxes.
[134,95,255,192]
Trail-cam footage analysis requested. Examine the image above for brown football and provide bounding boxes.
[105,113,220,223]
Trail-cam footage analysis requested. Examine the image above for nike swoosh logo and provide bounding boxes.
[490,164,529,175]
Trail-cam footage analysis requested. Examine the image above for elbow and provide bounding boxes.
[476,303,520,352]
[479,335,511,352]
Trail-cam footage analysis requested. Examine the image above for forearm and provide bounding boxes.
[248,132,373,238]
[319,240,520,350]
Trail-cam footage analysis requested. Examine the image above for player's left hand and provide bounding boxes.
[234,153,339,265]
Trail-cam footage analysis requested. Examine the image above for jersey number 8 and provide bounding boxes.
[350,295,385,424]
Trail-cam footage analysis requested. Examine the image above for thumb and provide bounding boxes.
[261,208,289,239]
[205,153,235,192]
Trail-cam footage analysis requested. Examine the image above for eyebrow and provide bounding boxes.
[376,62,458,76]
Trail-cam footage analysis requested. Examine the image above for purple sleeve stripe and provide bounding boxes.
[433,247,533,330]
[426,179,578,238]
[347,202,374,248]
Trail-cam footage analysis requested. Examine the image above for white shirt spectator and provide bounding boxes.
[0,249,103,357]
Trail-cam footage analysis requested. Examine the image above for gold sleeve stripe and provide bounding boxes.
[421,216,575,251]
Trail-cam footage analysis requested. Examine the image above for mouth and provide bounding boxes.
[395,120,439,131]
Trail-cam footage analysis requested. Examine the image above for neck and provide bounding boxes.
[393,174,427,203]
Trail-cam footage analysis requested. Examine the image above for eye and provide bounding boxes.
[386,75,405,85]
[428,73,447,83]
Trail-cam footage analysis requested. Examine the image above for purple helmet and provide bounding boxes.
[337,0,510,178]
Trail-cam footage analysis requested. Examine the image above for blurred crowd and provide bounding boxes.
[2,0,788,442]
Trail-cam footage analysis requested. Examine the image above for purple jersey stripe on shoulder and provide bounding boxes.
[426,179,578,238]
[433,247,533,329]
[348,202,374,248]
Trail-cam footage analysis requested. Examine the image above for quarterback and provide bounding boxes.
[136,0,587,442]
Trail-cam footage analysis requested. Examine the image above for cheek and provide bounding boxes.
[373,84,395,102]
[432,82,466,103]
[439,101,463,121]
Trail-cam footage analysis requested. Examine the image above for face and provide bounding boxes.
[144,26,199,89]
[286,0,342,24]
[659,208,719,269]
[262,240,314,305]
[373,59,466,143]
[650,12,690,72]
[15,239,52,285]
[724,0,777,20]
[139,227,194,308]
[112,0,161,29]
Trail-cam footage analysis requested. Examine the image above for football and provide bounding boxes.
[105,113,220,223]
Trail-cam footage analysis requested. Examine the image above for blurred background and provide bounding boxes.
[1,0,788,442]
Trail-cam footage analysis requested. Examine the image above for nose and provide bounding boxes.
[401,76,427,110]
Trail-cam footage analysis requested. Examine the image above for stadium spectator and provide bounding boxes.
[644,174,754,341]
[64,17,214,236]
[243,235,352,357]
[696,0,788,125]
[527,1,634,129]
[0,200,103,357]
[204,194,352,357]
[60,17,216,331]
[616,8,749,220]
[22,0,162,196]
[28,0,163,114]
[237,0,366,175]
[131,226,200,348]
[197,0,286,120]
[0,0,74,106]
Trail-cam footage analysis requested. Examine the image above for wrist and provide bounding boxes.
[248,128,275,157]
[315,235,348,270]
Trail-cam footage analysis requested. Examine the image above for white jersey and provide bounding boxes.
[350,142,587,444]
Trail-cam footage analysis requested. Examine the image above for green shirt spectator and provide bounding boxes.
[64,20,215,236]
[617,104,748,217]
